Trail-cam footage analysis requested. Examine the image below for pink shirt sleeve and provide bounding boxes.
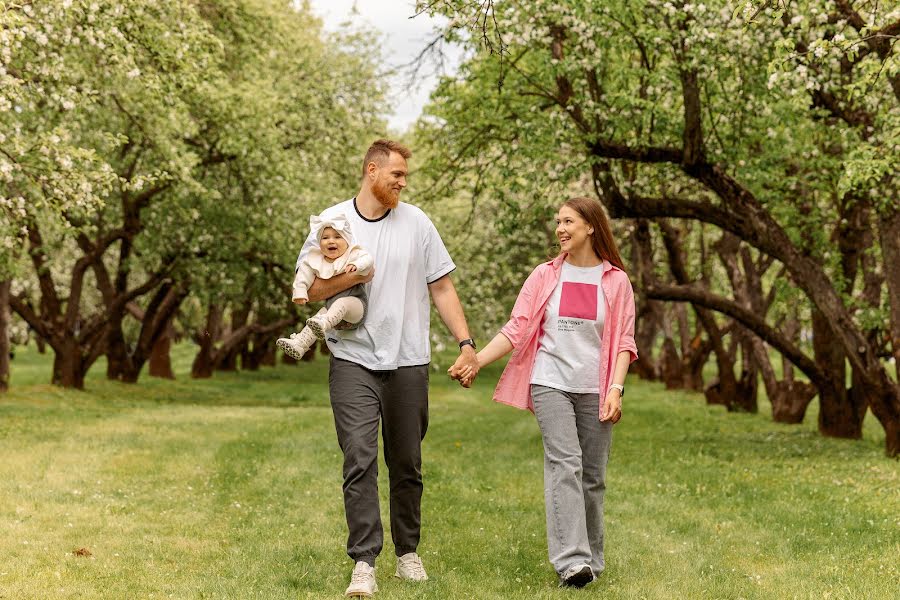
[618,277,638,363]
[500,266,543,349]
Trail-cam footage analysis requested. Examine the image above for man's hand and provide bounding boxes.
[448,346,479,388]
[307,266,375,302]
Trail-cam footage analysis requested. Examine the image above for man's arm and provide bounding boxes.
[307,269,374,303]
[428,274,479,387]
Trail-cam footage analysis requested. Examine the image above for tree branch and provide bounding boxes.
[644,282,828,389]
[8,294,55,350]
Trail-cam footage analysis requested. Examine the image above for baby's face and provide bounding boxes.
[319,227,349,261]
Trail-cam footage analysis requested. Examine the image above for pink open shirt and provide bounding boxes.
[493,254,638,417]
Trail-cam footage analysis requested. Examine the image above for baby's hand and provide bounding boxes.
[293,298,308,305]
[344,264,358,273]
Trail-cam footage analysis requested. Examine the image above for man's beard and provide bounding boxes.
[373,179,399,209]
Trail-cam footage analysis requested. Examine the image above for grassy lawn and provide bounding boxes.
[1,345,897,599]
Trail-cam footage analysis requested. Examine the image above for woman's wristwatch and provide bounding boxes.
[608,383,624,397]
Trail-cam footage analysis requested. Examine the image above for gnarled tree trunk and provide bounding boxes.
[0,280,10,393]
[148,324,175,379]
[192,304,222,379]
[51,338,88,390]
[630,219,662,380]
[811,309,866,439]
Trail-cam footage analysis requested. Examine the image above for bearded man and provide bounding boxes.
[295,139,479,597]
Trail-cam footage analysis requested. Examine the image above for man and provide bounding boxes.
[297,139,479,597]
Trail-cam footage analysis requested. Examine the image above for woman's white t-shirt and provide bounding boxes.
[530,261,606,394]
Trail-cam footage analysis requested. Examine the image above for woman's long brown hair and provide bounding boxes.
[561,197,626,272]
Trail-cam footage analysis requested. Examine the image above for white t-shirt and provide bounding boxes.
[530,262,606,393]
[296,198,455,370]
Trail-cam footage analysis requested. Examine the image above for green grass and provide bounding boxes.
[0,345,897,599]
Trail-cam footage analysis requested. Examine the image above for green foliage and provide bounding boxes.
[416,0,899,368]
[1,0,386,353]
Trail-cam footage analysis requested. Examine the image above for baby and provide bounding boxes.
[276,213,373,360]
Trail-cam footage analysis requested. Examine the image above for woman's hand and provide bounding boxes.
[600,388,622,423]
[449,355,480,387]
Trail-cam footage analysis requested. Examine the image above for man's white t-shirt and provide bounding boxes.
[296,198,455,370]
[530,262,606,393]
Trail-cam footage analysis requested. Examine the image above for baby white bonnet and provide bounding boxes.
[309,212,354,244]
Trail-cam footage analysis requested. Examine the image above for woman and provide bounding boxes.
[453,197,637,587]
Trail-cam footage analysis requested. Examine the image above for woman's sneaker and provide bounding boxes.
[559,563,594,588]
[345,561,377,597]
[394,552,428,581]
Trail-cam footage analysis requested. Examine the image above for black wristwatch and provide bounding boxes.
[458,338,476,351]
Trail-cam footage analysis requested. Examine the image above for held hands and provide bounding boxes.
[600,388,622,424]
[448,347,479,388]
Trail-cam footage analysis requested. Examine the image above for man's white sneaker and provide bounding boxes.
[559,563,594,588]
[345,561,377,597]
[394,552,428,581]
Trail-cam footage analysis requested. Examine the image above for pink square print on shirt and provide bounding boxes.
[559,282,598,320]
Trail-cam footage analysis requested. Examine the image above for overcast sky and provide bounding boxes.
[307,0,462,132]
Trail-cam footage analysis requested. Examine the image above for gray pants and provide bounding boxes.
[329,356,429,566]
[531,384,613,576]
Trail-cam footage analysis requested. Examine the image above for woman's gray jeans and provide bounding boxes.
[531,384,613,577]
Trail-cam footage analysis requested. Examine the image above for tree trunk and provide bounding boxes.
[105,306,131,381]
[0,280,10,393]
[660,327,707,391]
[630,219,661,380]
[191,349,214,379]
[242,350,260,371]
[749,324,815,423]
[600,163,900,453]
[148,327,174,379]
[245,329,280,370]
[191,304,221,379]
[119,283,189,383]
[220,303,250,372]
[818,385,866,439]
[811,309,864,438]
[631,301,661,380]
[660,337,682,389]
[51,340,87,389]
[684,348,707,391]
[259,337,276,367]
[875,386,900,457]
[771,381,817,424]
[732,333,758,413]
[878,210,900,382]
[658,221,738,404]
[702,334,740,409]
